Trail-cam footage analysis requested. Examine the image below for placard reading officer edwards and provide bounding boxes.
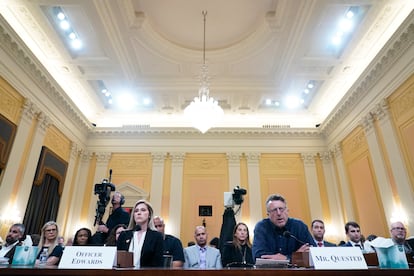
[58,246,116,269]
[310,247,368,269]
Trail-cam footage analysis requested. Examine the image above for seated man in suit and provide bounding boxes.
[311,219,336,247]
[0,223,25,263]
[342,221,374,253]
[183,226,222,268]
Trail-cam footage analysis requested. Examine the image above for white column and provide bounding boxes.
[169,152,185,238]
[360,113,395,222]
[73,150,94,230]
[0,99,37,209]
[319,151,345,239]
[246,152,262,227]
[374,100,414,229]
[58,143,84,236]
[301,153,323,220]
[150,152,167,215]
[226,152,242,191]
[226,152,242,219]
[332,144,354,221]
[18,110,51,212]
[88,152,111,225]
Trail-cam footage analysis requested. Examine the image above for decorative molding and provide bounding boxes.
[360,113,375,134]
[151,152,167,164]
[0,15,91,133]
[322,20,414,137]
[37,112,51,132]
[95,152,112,164]
[301,153,316,165]
[246,152,261,163]
[170,152,185,164]
[226,152,242,164]
[372,98,390,121]
[89,127,322,138]
[319,151,332,164]
[70,142,84,159]
[21,98,39,122]
[81,151,94,162]
[331,143,342,158]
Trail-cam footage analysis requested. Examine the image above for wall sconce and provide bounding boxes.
[0,204,22,226]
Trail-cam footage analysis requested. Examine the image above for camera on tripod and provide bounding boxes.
[224,186,247,208]
[93,170,116,226]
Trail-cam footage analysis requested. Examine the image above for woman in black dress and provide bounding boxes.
[221,222,254,267]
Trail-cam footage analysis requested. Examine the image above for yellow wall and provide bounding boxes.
[259,153,311,224]
[341,127,388,237]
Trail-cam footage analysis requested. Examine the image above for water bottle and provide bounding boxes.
[39,248,48,264]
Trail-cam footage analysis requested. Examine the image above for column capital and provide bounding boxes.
[331,143,343,158]
[70,142,84,159]
[37,112,52,132]
[95,152,112,164]
[151,152,167,164]
[170,152,185,164]
[360,113,375,134]
[301,153,316,165]
[22,98,39,122]
[319,151,332,164]
[81,151,94,162]
[372,98,390,121]
[226,152,242,164]
[246,152,261,163]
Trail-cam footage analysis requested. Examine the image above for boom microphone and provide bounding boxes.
[283,231,307,245]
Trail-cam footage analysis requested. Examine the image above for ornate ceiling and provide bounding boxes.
[0,0,413,131]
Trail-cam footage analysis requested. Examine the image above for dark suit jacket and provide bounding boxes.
[323,241,337,247]
[117,229,164,267]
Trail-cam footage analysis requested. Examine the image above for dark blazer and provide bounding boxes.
[117,229,164,267]
[323,241,337,247]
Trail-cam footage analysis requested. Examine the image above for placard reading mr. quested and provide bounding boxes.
[310,247,367,269]
[58,246,116,269]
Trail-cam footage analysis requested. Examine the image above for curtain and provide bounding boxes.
[23,174,61,235]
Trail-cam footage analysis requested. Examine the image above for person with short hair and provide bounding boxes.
[311,219,336,247]
[390,221,412,254]
[0,223,25,264]
[341,221,374,252]
[183,226,222,268]
[252,194,315,261]
[93,191,130,245]
[153,216,184,268]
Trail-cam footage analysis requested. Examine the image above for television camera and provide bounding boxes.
[93,169,116,226]
[224,186,247,208]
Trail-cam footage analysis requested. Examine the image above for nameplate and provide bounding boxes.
[310,247,367,269]
[58,246,116,269]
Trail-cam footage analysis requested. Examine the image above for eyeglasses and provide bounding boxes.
[45,228,57,232]
[349,229,360,233]
[392,227,406,231]
[268,207,287,213]
[154,224,163,228]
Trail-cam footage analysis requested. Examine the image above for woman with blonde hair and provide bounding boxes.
[36,221,64,266]
[117,199,163,267]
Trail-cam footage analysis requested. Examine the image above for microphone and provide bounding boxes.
[283,231,307,245]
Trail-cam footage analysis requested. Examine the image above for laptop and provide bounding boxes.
[11,246,39,267]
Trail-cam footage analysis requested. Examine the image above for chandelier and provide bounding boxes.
[184,11,223,133]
